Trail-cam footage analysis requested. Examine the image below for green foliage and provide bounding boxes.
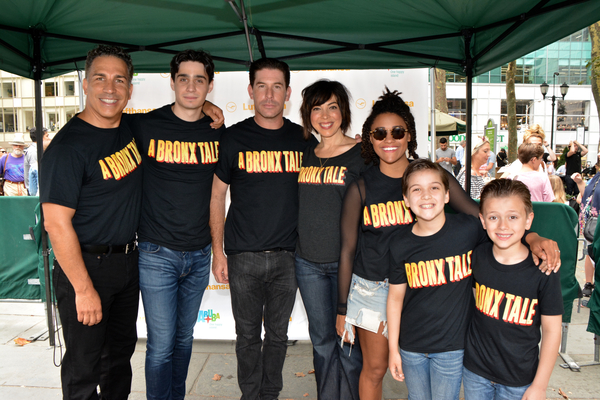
[557,146,569,168]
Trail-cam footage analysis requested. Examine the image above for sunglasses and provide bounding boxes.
[369,126,407,141]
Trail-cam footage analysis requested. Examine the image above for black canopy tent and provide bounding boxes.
[1,0,599,343]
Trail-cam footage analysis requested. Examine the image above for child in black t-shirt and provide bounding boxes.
[387,159,488,400]
[463,179,563,400]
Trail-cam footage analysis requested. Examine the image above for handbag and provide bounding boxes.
[582,176,600,242]
[584,216,597,243]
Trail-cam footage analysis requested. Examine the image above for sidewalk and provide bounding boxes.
[1,261,599,399]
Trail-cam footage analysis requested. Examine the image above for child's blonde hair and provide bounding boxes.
[549,175,566,204]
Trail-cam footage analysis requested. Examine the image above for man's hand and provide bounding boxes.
[203,101,225,129]
[212,254,229,283]
[528,235,561,274]
[76,287,103,326]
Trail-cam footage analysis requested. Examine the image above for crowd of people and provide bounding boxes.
[0,127,51,196]
[20,43,591,400]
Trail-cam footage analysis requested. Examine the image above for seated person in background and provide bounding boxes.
[508,143,554,202]
[549,175,568,205]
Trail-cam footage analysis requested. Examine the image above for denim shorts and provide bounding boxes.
[343,274,389,344]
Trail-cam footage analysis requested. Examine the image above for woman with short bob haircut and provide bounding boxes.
[296,79,366,399]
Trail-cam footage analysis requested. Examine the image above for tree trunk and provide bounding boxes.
[506,61,518,163]
[434,68,448,113]
[590,22,600,152]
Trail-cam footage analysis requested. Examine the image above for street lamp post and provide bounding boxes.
[540,72,569,149]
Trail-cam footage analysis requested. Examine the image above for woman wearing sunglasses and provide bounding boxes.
[296,79,367,400]
[336,89,479,400]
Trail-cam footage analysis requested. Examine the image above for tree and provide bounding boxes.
[434,68,448,113]
[506,60,518,162]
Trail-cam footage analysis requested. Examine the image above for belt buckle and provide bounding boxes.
[125,243,135,254]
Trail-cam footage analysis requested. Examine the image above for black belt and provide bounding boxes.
[262,247,284,253]
[81,242,137,255]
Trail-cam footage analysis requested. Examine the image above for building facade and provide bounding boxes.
[443,28,598,163]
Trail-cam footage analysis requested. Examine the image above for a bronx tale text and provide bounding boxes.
[474,282,538,326]
[298,165,348,185]
[364,200,413,229]
[99,138,142,180]
[404,251,473,289]
[146,139,219,165]
[238,150,303,173]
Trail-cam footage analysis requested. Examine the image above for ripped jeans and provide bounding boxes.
[344,274,389,344]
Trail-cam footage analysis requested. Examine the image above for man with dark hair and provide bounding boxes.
[41,44,142,399]
[435,137,456,174]
[24,127,50,195]
[210,58,316,399]
[133,49,225,400]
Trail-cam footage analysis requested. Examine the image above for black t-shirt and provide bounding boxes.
[337,163,479,314]
[566,150,582,176]
[215,117,316,254]
[296,143,369,263]
[353,167,414,281]
[464,241,563,387]
[40,115,142,245]
[132,105,225,251]
[389,214,487,353]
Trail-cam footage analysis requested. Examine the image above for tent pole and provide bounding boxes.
[430,68,436,161]
[466,75,472,196]
[463,29,473,196]
[32,29,56,347]
[240,0,253,62]
[225,0,253,62]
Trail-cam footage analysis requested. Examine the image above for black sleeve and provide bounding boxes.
[337,178,365,315]
[446,169,479,217]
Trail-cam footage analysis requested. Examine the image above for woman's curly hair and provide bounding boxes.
[360,88,418,165]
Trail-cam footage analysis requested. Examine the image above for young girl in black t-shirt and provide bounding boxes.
[387,159,487,400]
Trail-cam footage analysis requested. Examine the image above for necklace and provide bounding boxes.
[319,157,329,168]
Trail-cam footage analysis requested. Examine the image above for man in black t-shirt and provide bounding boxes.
[210,58,313,400]
[134,50,225,400]
[41,45,142,399]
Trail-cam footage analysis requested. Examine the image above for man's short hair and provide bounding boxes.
[170,49,215,83]
[85,45,134,83]
[518,143,544,164]
[439,137,448,144]
[29,127,47,142]
[249,58,290,88]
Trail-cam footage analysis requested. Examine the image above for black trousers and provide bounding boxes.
[53,250,139,400]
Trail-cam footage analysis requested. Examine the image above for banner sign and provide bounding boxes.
[129,68,429,340]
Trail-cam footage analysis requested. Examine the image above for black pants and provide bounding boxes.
[53,250,139,400]
[228,251,297,400]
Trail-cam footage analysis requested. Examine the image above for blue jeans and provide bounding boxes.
[228,250,297,400]
[138,241,212,400]
[400,348,464,400]
[462,367,530,400]
[53,250,139,400]
[295,255,362,400]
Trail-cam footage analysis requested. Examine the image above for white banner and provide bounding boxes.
[129,68,429,340]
